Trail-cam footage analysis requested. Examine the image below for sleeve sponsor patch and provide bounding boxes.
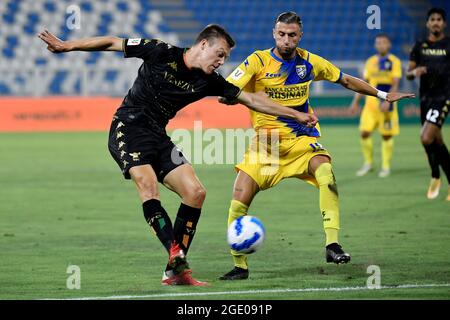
[127,38,141,46]
[230,67,245,81]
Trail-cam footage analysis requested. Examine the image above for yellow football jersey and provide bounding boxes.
[363,54,402,110]
[227,48,342,138]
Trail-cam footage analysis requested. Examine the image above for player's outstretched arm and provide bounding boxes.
[234,91,318,128]
[347,76,369,114]
[339,73,415,103]
[38,30,123,53]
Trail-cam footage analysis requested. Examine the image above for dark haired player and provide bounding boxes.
[39,24,319,286]
[407,8,450,201]
[219,12,414,280]
[349,34,402,178]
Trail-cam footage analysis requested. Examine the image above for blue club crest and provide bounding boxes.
[296,65,307,79]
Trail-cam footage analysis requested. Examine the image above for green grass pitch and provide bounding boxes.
[0,125,449,300]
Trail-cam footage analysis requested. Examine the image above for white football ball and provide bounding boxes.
[227,215,265,254]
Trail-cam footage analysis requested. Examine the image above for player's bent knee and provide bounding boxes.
[132,175,160,201]
[421,134,435,146]
[183,185,207,207]
[195,186,207,204]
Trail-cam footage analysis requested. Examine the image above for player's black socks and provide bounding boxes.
[165,203,201,273]
[173,203,201,254]
[436,143,450,183]
[142,199,174,253]
[424,142,440,179]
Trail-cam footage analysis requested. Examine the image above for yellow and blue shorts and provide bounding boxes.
[235,134,331,190]
[359,102,400,136]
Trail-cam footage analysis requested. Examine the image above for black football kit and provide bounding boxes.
[409,36,450,127]
[108,38,240,180]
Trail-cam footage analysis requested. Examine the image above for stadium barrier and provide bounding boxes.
[0,97,251,132]
[309,96,421,124]
[0,97,420,132]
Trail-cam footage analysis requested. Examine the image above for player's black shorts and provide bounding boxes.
[108,107,189,181]
[420,96,449,128]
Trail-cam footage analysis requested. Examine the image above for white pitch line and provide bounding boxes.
[44,283,450,300]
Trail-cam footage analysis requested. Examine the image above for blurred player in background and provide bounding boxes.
[349,34,402,178]
[38,25,318,286]
[407,8,450,200]
[219,12,414,280]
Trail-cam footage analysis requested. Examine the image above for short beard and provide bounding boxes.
[431,28,443,37]
[277,46,296,60]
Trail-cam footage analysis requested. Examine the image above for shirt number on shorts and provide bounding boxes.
[426,109,440,123]
[310,142,325,152]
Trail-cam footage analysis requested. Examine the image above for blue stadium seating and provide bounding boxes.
[186,0,408,61]
[0,0,447,95]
